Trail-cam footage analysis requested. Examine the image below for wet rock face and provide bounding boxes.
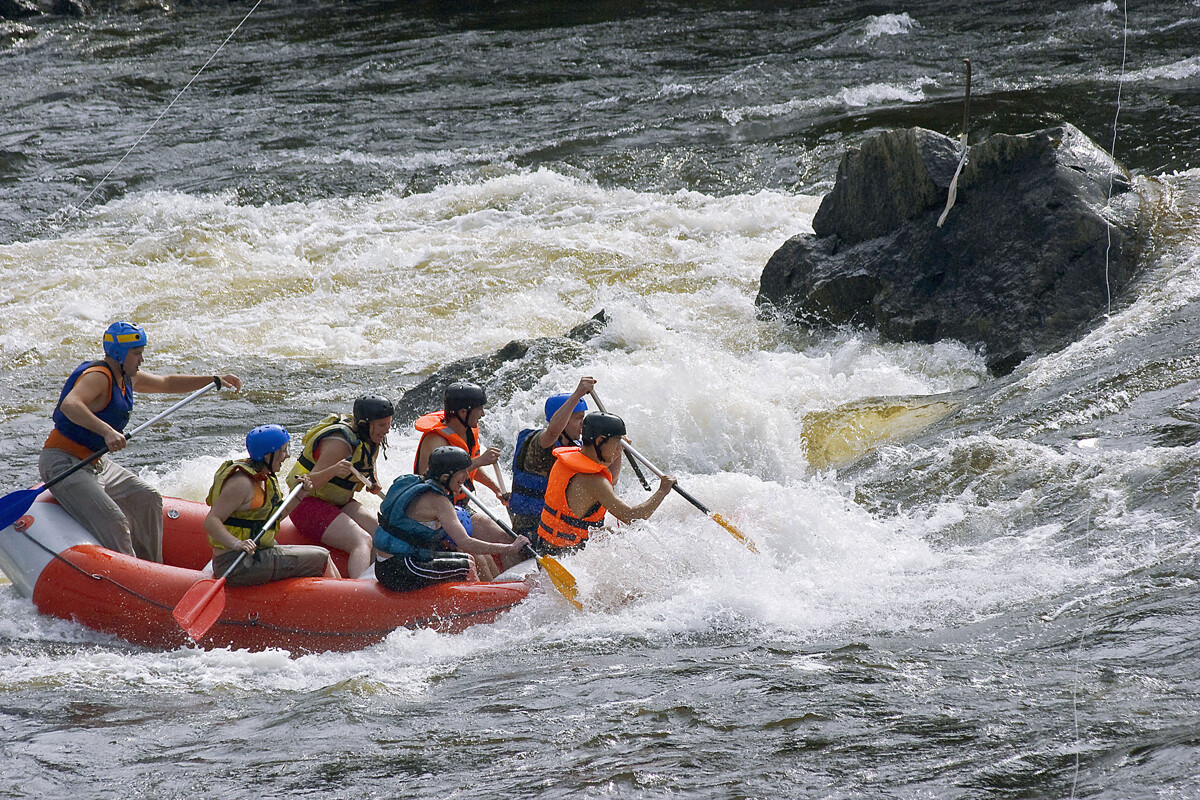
[393,311,608,424]
[757,124,1147,375]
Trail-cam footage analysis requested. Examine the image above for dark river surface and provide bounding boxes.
[2,1,1199,797]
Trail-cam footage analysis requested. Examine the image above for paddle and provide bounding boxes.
[0,380,221,532]
[346,462,381,494]
[172,481,305,642]
[491,462,511,503]
[461,486,583,610]
[585,391,652,490]
[616,439,760,555]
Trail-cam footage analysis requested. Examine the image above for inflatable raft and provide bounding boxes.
[0,494,529,653]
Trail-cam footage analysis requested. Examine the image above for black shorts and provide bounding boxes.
[375,552,471,592]
[529,531,585,558]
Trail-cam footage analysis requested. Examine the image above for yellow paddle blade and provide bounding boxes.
[712,513,759,554]
[536,554,583,610]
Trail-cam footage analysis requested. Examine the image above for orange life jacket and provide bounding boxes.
[413,411,480,502]
[537,447,612,550]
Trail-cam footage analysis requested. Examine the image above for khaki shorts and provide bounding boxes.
[213,544,330,587]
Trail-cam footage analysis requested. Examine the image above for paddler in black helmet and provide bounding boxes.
[373,447,529,591]
[413,381,506,503]
[412,381,521,575]
[534,411,676,556]
[285,394,394,578]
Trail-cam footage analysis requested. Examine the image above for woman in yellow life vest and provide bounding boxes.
[412,381,527,574]
[204,425,339,586]
[285,395,393,578]
[535,412,676,556]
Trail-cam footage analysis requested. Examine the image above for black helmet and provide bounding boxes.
[582,411,626,444]
[353,394,394,425]
[444,381,487,413]
[425,446,473,484]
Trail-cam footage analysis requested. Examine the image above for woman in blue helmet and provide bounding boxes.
[204,425,338,586]
[508,376,607,539]
[39,321,241,562]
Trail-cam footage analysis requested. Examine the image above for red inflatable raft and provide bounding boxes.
[0,494,529,653]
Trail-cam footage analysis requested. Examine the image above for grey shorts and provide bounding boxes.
[213,544,330,587]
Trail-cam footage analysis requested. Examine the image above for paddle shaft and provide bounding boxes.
[586,390,653,491]
[461,487,537,560]
[462,485,583,610]
[618,440,712,514]
[39,379,221,493]
[215,481,306,579]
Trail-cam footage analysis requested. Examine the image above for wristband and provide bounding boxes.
[212,375,222,389]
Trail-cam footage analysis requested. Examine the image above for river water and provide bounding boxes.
[2,1,1199,797]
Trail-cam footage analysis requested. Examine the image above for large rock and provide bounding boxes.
[394,311,609,424]
[756,124,1148,375]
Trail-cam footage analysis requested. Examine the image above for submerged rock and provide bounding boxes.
[0,0,40,20]
[0,20,37,42]
[757,124,1148,375]
[394,311,609,424]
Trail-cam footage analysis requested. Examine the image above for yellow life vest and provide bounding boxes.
[285,414,378,506]
[207,459,284,549]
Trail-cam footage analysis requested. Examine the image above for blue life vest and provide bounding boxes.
[509,427,549,517]
[51,361,133,453]
[374,475,455,560]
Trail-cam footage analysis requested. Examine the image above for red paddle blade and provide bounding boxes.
[171,577,227,641]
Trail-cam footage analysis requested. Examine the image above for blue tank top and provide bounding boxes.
[51,360,133,453]
[509,427,550,516]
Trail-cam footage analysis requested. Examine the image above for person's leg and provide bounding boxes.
[100,460,163,563]
[469,512,525,572]
[376,553,472,591]
[321,511,373,578]
[38,450,134,555]
[216,545,334,587]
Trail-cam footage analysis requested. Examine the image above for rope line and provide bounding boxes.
[1102,0,1129,319]
[68,0,265,219]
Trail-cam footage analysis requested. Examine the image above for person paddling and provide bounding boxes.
[204,425,339,586]
[374,447,529,591]
[284,395,392,578]
[412,381,521,574]
[509,376,601,539]
[39,321,241,562]
[534,412,676,556]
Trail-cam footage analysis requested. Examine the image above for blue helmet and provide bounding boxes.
[246,424,291,462]
[102,321,148,363]
[545,393,587,421]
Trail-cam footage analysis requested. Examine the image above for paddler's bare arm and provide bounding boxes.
[203,472,258,554]
[430,497,527,556]
[571,472,675,525]
[415,432,451,476]
[133,371,241,393]
[305,436,358,489]
[470,447,502,496]
[538,376,595,449]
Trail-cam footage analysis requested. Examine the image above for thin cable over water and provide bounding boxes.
[66,0,265,219]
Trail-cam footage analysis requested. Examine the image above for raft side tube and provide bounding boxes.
[0,496,99,598]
